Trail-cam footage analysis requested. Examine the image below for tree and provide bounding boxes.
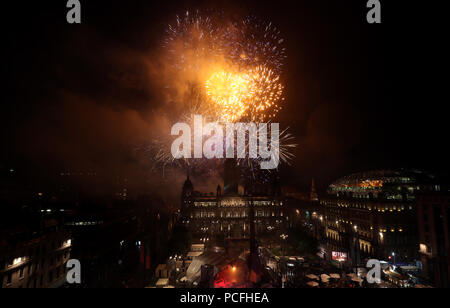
[287,226,319,256]
[168,225,191,255]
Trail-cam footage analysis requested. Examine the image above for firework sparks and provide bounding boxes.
[236,125,297,170]
[223,16,286,74]
[243,65,284,122]
[205,71,250,122]
[164,10,223,72]
[204,66,284,123]
[153,11,295,175]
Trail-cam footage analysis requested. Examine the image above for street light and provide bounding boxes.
[392,252,396,266]
[280,234,288,257]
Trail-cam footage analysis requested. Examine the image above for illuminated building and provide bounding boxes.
[181,160,288,241]
[320,169,440,266]
[0,229,72,288]
[416,192,450,287]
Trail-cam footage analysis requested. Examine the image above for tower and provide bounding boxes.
[216,184,221,198]
[248,196,262,284]
[181,171,194,215]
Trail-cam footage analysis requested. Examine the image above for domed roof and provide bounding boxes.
[327,169,438,198]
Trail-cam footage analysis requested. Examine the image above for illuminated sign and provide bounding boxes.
[332,251,348,262]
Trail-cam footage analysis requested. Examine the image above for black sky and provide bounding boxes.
[2,0,448,196]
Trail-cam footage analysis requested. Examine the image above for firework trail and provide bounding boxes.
[242,65,284,122]
[223,16,286,74]
[148,11,294,177]
[163,10,224,73]
[204,65,284,123]
[205,70,250,123]
[235,125,297,170]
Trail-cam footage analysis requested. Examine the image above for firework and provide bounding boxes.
[243,65,284,122]
[236,125,296,169]
[205,71,251,122]
[223,16,286,74]
[164,10,223,72]
[204,66,284,123]
[152,12,294,175]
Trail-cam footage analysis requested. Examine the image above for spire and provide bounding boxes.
[182,169,193,196]
[216,184,221,197]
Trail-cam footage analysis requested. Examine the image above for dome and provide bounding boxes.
[327,169,438,200]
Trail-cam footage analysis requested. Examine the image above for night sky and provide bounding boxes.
[2,0,447,200]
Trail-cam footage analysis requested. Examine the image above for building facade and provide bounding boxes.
[320,170,440,267]
[0,229,72,288]
[416,192,450,287]
[180,160,290,242]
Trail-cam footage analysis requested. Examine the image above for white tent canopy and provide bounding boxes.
[351,277,363,284]
[307,281,319,287]
[306,274,320,280]
[330,273,341,279]
[156,278,169,287]
[187,251,203,258]
[186,251,227,283]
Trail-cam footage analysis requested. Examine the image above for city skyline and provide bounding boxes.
[1,0,448,292]
[3,1,447,203]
